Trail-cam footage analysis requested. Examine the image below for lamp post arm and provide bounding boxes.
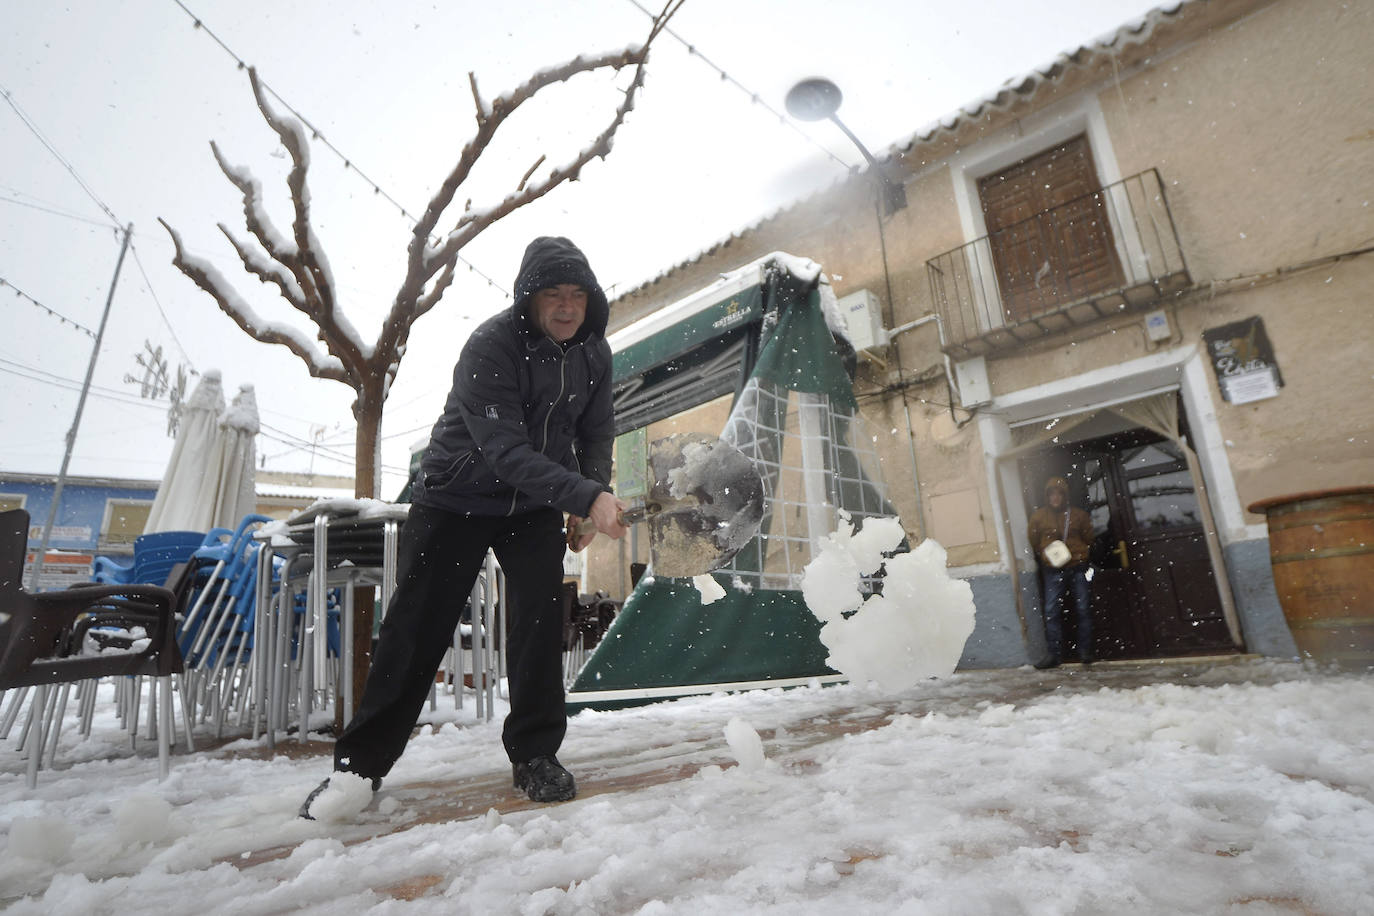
[827,114,906,216]
[828,114,881,170]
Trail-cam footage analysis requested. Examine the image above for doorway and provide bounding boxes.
[1020,424,1239,662]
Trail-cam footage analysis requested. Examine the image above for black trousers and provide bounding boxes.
[332,503,569,778]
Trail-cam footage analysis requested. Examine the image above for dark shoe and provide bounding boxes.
[513,755,577,803]
[1033,657,1061,670]
[298,774,382,820]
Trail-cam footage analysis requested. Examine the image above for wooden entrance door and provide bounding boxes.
[1060,430,1237,660]
[978,135,1125,322]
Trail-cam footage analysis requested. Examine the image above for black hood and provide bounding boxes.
[511,236,609,344]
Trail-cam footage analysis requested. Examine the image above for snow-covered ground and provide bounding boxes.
[2,658,1372,915]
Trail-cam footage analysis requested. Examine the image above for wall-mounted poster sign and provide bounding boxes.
[1202,316,1284,405]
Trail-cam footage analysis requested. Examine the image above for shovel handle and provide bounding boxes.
[566,504,655,549]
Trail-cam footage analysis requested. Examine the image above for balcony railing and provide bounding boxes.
[926,168,1189,359]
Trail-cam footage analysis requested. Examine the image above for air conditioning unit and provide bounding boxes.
[836,289,887,351]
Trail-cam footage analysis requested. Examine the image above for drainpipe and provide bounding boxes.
[886,312,961,423]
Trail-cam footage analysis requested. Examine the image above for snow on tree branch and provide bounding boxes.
[243,68,372,371]
[211,142,299,262]
[383,0,684,357]
[217,222,309,308]
[158,219,348,383]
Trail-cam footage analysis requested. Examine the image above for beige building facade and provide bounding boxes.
[586,0,1374,666]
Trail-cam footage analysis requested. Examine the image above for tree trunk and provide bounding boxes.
[354,387,382,500]
[338,386,385,731]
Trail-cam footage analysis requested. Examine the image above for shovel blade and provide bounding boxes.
[644,433,765,577]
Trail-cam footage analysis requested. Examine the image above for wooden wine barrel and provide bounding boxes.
[1248,487,1374,668]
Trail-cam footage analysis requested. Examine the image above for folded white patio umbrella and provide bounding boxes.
[208,383,260,530]
[143,370,225,534]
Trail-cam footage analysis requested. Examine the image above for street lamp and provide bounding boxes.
[785,77,907,217]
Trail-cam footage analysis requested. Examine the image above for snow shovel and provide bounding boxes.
[569,432,766,577]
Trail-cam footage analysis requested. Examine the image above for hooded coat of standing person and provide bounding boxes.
[1027,475,1096,668]
[301,237,629,819]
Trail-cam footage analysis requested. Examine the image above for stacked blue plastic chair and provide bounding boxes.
[196,550,265,735]
[177,515,272,728]
[178,518,267,655]
[92,530,208,587]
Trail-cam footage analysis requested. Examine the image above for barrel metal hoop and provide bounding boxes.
[1286,617,1374,630]
[1270,545,1373,564]
[1264,509,1374,531]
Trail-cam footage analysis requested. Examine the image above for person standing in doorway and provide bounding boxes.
[301,236,628,819]
[1028,475,1095,668]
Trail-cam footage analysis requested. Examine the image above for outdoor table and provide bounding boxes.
[251,500,407,747]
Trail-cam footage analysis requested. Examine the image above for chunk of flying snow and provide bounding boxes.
[692,574,726,605]
[305,772,374,822]
[800,538,862,623]
[799,513,904,623]
[801,520,975,690]
[845,514,906,574]
[723,717,766,771]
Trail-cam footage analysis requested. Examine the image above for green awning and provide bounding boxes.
[750,288,858,412]
[567,576,837,713]
[612,285,763,384]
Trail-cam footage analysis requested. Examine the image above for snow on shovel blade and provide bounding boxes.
[644,432,765,578]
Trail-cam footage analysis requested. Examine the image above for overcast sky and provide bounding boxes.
[2,0,1163,496]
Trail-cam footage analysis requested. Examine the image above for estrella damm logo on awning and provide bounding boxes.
[711,298,750,331]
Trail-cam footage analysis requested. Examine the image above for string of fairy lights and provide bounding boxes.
[1,276,97,340]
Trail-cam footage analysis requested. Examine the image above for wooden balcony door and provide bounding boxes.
[978,135,1124,322]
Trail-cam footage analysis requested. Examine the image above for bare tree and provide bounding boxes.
[161,5,680,714]
[160,2,682,500]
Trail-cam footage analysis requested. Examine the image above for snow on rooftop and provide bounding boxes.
[255,481,356,501]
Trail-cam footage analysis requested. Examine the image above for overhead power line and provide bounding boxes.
[0,356,409,475]
[0,190,123,230]
[0,83,122,226]
[170,1,508,297]
[129,240,197,369]
[256,419,409,474]
[0,357,156,408]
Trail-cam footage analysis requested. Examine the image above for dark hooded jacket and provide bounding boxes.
[414,236,614,518]
[1027,476,1094,567]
